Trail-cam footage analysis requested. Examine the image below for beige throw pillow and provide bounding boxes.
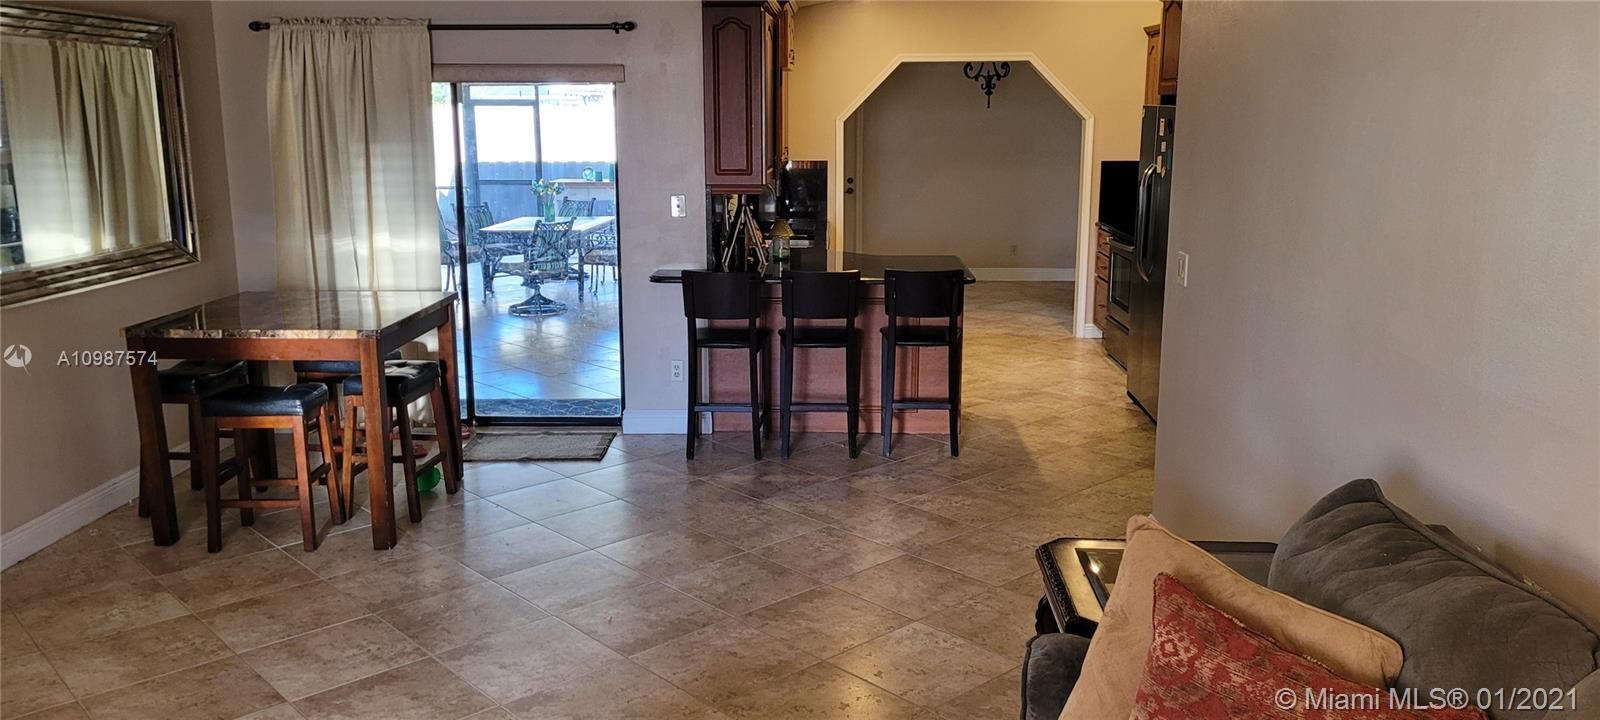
[1057,515,1404,720]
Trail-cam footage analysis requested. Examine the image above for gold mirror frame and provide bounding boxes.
[0,4,198,307]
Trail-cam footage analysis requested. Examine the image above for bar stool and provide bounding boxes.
[138,361,249,517]
[880,269,966,457]
[682,271,771,460]
[339,360,460,524]
[779,270,862,458]
[197,383,340,552]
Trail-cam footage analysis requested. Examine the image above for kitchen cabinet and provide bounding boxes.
[1143,25,1162,105]
[703,1,787,194]
[1157,0,1182,99]
[1094,227,1112,330]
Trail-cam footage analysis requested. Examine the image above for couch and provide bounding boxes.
[1022,479,1600,720]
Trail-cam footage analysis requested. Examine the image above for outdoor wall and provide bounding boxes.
[852,62,1081,275]
[1154,1,1600,617]
[209,1,706,432]
[0,1,239,546]
[788,1,1157,229]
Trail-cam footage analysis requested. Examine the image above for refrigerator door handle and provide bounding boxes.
[1133,163,1158,281]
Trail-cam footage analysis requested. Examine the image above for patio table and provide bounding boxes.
[479,215,616,296]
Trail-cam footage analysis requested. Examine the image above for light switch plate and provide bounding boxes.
[670,195,686,218]
[1176,251,1190,287]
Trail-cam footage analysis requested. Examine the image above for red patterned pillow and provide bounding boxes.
[1131,574,1486,720]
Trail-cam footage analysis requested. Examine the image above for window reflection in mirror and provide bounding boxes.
[0,35,171,271]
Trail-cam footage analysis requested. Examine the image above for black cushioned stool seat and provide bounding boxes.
[202,383,330,418]
[292,350,401,376]
[159,360,248,398]
[340,360,440,397]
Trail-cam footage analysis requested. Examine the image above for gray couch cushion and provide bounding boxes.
[1023,633,1091,720]
[1269,479,1599,720]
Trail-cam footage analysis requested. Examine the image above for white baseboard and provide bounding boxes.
[970,267,1074,282]
[0,445,191,568]
[622,409,710,434]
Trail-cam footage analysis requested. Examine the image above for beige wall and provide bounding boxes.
[208,1,707,428]
[0,0,239,534]
[852,62,1082,271]
[1154,1,1600,617]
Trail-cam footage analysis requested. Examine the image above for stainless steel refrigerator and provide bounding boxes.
[1127,105,1175,422]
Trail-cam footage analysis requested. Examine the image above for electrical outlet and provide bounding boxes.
[1176,251,1190,287]
[670,360,684,381]
[670,195,687,218]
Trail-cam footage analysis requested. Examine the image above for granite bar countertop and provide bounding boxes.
[649,251,975,284]
[123,291,456,339]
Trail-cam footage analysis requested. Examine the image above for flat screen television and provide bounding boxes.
[1098,160,1139,242]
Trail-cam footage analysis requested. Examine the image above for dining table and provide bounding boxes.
[478,215,617,296]
[122,290,463,550]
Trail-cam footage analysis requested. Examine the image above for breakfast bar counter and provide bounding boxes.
[651,253,973,434]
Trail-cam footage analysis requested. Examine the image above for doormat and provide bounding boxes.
[464,431,616,462]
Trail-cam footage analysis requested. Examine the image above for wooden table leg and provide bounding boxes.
[361,340,397,549]
[128,349,178,544]
[436,305,465,486]
[246,361,279,479]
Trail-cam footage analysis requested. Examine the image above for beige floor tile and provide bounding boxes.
[595,528,742,578]
[834,505,974,551]
[462,709,513,720]
[23,523,126,565]
[617,482,749,523]
[778,445,892,479]
[832,556,990,620]
[78,656,283,720]
[837,464,964,503]
[291,658,494,720]
[703,461,830,500]
[325,553,487,612]
[235,500,368,549]
[608,434,690,460]
[13,578,189,650]
[379,583,546,654]
[921,587,1039,658]
[495,551,651,613]
[156,548,318,612]
[2,651,74,717]
[887,445,1016,482]
[828,623,1016,706]
[643,442,759,477]
[566,460,692,499]
[240,616,426,700]
[42,615,230,697]
[632,619,818,705]
[398,500,532,549]
[488,479,616,520]
[501,658,724,720]
[196,579,365,652]
[686,499,822,550]
[937,669,1023,720]
[753,527,903,582]
[239,704,305,720]
[12,702,91,720]
[664,553,818,615]
[434,617,621,703]
[743,586,912,658]
[535,500,680,548]
[558,582,726,655]
[909,525,1040,585]
[122,522,276,576]
[0,548,151,610]
[1,610,39,659]
[904,481,1032,526]
[436,522,585,578]
[764,480,904,525]
[530,451,631,478]
[460,462,564,498]
[713,664,923,720]
[277,522,422,578]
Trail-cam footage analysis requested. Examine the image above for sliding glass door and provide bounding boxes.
[432,81,622,424]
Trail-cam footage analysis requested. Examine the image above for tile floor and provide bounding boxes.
[0,282,1154,720]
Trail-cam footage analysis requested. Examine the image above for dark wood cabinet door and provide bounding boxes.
[1157,0,1182,98]
[1143,25,1162,106]
[704,5,770,193]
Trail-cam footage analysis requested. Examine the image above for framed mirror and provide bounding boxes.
[0,3,198,307]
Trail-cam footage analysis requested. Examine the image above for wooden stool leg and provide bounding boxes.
[846,337,861,459]
[396,405,423,523]
[319,403,347,524]
[685,343,699,460]
[880,335,895,457]
[748,345,762,460]
[342,395,360,520]
[137,444,151,517]
[187,399,205,490]
[949,338,962,457]
[233,430,256,526]
[292,418,317,551]
[429,385,460,495]
[779,338,793,459]
[199,418,222,553]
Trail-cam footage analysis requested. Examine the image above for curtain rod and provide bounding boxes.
[246,20,637,33]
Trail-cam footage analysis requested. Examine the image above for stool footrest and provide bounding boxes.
[787,402,850,412]
[693,403,767,413]
[219,498,299,511]
[892,400,953,410]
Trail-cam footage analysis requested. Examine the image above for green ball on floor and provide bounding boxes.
[417,467,442,493]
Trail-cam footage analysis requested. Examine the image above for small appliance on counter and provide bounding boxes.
[775,160,826,256]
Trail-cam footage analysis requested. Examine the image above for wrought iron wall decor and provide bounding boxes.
[963,61,1011,108]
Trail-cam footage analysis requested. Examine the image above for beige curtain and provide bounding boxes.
[1,36,168,265]
[268,18,438,292]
